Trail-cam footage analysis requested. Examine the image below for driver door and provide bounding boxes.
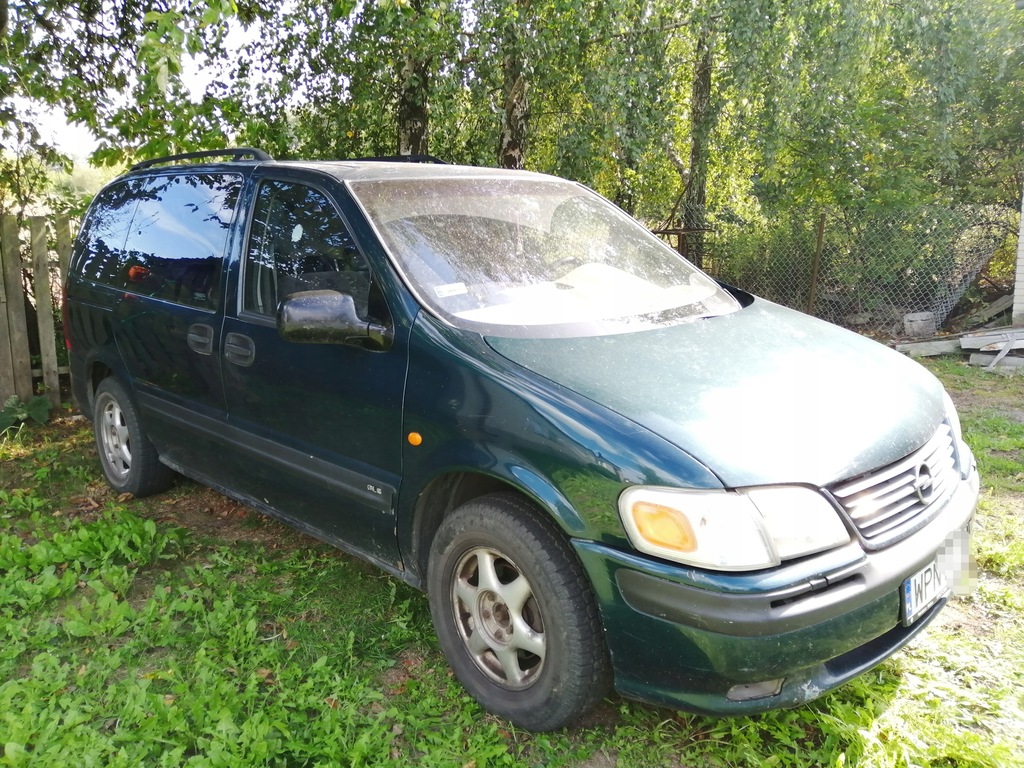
[220,174,409,568]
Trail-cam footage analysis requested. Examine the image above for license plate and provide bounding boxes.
[902,558,950,626]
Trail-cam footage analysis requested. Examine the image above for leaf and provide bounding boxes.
[24,396,51,425]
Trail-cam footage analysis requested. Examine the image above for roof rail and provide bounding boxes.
[347,154,448,164]
[130,148,274,171]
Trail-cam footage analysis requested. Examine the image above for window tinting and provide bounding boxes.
[244,180,373,318]
[119,173,241,309]
[75,179,144,286]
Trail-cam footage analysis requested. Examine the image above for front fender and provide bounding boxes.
[396,313,723,566]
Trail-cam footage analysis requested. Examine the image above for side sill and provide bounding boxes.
[160,456,421,590]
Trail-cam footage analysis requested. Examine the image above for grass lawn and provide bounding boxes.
[1,356,1022,767]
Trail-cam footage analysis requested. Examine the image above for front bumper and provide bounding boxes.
[573,463,979,715]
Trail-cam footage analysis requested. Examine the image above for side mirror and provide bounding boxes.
[277,289,393,348]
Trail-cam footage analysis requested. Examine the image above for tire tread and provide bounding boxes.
[93,378,174,497]
[428,492,612,730]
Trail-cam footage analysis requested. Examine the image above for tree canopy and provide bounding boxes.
[1,0,1022,220]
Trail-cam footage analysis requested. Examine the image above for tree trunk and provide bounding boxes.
[498,65,528,169]
[683,28,713,270]
[397,57,430,156]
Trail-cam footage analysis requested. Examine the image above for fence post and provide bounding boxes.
[54,216,73,279]
[0,217,13,402]
[30,217,61,406]
[1013,181,1024,327]
[1,215,33,403]
[806,212,826,315]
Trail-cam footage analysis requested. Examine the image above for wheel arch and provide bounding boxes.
[406,467,588,587]
[422,481,614,730]
[75,341,130,419]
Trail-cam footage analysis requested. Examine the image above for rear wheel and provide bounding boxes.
[427,493,611,731]
[93,378,173,497]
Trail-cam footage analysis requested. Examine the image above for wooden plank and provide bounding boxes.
[1014,178,1024,326]
[0,215,32,402]
[970,295,1014,325]
[54,216,73,377]
[30,365,70,376]
[30,217,61,406]
[959,327,1024,350]
[975,340,1024,352]
[969,353,1024,369]
[895,339,961,357]
[0,216,15,402]
[54,216,73,282]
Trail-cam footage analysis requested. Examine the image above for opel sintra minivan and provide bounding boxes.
[64,149,978,731]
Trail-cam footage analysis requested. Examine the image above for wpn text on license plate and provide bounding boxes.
[902,557,949,626]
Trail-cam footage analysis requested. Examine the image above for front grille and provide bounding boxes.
[830,424,958,548]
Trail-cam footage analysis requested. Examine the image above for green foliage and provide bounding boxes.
[0,396,51,434]
[962,411,1024,492]
[7,0,1024,224]
[2,372,1023,766]
[46,163,118,218]
[974,495,1024,579]
[702,202,1013,330]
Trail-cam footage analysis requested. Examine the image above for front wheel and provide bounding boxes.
[93,378,173,497]
[427,493,611,731]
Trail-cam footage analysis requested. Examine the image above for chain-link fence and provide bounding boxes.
[664,205,1018,336]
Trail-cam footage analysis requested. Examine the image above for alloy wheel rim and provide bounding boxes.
[98,395,132,482]
[451,546,546,689]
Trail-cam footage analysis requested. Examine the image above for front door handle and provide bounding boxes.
[187,323,215,355]
[224,332,256,367]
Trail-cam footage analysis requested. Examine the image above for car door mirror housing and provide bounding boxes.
[278,289,393,348]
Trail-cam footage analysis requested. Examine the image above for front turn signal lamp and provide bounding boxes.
[618,485,851,572]
[630,501,698,553]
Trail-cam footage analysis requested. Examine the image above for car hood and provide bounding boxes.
[486,300,945,488]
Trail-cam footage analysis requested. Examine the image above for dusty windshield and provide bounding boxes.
[349,175,740,337]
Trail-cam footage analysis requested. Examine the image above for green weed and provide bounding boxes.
[0,489,48,516]
[973,495,1024,579]
[2,365,1023,767]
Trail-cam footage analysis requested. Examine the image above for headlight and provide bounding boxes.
[942,389,973,478]
[942,390,962,443]
[618,486,851,571]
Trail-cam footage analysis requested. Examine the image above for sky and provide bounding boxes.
[25,20,256,161]
[34,105,99,159]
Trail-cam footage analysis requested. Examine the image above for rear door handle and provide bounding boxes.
[187,323,215,355]
[224,332,256,367]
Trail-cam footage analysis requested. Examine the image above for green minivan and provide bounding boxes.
[64,149,978,731]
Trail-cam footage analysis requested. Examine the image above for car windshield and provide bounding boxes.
[348,175,741,337]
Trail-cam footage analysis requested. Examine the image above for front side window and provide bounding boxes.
[243,179,376,319]
[349,176,740,338]
[120,173,240,309]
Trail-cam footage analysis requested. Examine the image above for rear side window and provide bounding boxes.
[120,173,241,310]
[75,179,143,286]
[76,173,240,310]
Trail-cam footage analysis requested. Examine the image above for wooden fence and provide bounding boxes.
[0,214,75,407]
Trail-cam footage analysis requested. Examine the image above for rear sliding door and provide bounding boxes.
[111,171,242,472]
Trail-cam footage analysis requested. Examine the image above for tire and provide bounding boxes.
[427,493,611,731]
[92,378,173,497]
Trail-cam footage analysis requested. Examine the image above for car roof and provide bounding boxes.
[124,149,554,184]
[298,161,553,184]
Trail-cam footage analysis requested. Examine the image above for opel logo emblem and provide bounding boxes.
[912,464,934,504]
